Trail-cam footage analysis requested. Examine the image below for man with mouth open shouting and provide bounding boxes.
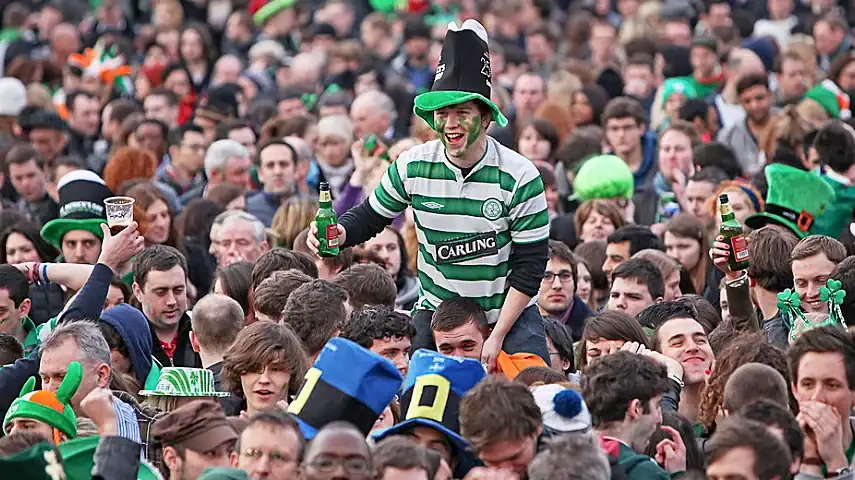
[308,19,551,371]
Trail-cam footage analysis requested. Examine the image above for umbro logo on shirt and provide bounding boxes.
[422,201,444,210]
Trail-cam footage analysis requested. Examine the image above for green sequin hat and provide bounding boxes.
[4,361,82,439]
[139,367,230,397]
[744,163,835,238]
[413,19,508,131]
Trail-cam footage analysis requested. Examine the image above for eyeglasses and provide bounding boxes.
[306,457,371,475]
[241,448,297,466]
[542,271,573,283]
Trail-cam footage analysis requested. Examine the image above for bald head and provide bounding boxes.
[723,363,789,414]
[728,48,766,77]
[191,294,245,355]
[213,55,243,85]
[350,90,396,138]
[305,421,371,460]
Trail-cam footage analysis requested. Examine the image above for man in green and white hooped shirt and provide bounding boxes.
[308,19,551,372]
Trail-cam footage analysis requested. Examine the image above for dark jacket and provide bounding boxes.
[0,263,113,418]
[27,283,65,326]
[93,436,142,480]
[208,361,242,416]
[150,312,201,368]
[101,304,153,387]
[557,297,593,342]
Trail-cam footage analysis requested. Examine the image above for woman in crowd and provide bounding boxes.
[538,166,561,221]
[0,221,63,324]
[576,310,649,371]
[570,86,609,127]
[179,23,215,92]
[575,257,594,309]
[272,198,318,249]
[664,213,711,298]
[657,121,702,199]
[221,321,308,418]
[709,181,764,231]
[126,182,182,251]
[574,240,609,310]
[315,114,355,199]
[364,226,420,311]
[574,200,626,244]
[213,261,253,324]
[206,183,247,211]
[518,119,560,169]
[174,199,224,297]
[104,147,182,213]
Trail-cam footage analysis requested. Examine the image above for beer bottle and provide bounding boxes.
[719,194,750,271]
[364,134,391,162]
[316,182,340,257]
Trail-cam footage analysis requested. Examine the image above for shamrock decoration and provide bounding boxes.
[820,279,846,305]
[777,289,801,310]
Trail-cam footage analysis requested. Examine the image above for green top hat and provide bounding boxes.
[0,442,66,480]
[139,367,230,397]
[572,154,635,201]
[59,436,163,480]
[40,170,113,250]
[745,164,836,238]
[413,19,508,131]
[4,361,82,439]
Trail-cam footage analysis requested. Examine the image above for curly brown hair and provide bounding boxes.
[697,334,796,430]
[221,321,309,398]
[103,147,158,193]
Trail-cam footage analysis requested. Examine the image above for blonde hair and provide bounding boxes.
[547,70,582,109]
[271,198,320,249]
[26,83,54,111]
[796,98,830,129]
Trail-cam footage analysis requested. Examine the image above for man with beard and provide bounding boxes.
[717,73,775,176]
[536,240,592,341]
[582,351,686,479]
[643,301,715,424]
[246,140,306,227]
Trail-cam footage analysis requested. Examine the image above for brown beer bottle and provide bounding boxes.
[719,194,750,271]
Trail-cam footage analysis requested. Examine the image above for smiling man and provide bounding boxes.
[643,301,715,423]
[791,236,846,314]
[308,20,551,371]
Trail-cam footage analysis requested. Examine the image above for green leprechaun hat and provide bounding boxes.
[4,361,82,440]
[745,163,835,238]
[59,435,164,480]
[139,367,230,397]
[40,170,113,250]
[0,442,66,480]
[413,19,508,131]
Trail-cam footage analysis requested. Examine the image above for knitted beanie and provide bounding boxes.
[4,362,82,439]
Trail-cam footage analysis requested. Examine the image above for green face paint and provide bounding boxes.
[435,110,484,158]
[464,114,482,148]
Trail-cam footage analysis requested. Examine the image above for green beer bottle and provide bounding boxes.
[364,134,391,162]
[316,182,340,257]
[719,194,750,271]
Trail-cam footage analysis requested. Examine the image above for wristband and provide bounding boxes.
[802,457,824,466]
[41,263,49,285]
[31,262,41,285]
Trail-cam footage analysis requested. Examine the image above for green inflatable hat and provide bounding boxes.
[745,163,836,238]
[413,19,508,131]
[4,361,82,439]
[59,436,163,480]
[139,367,230,397]
[572,154,634,201]
[253,0,296,26]
[0,442,66,479]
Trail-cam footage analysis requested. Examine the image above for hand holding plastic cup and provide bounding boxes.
[104,196,135,235]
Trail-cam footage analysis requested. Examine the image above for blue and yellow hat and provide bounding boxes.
[373,350,485,464]
[288,338,403,439]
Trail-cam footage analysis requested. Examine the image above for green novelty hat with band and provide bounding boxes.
[745,163,835,238]
[139,367,230,397]
[413,19,507,131]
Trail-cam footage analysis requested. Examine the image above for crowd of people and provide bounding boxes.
[2,0,855,478]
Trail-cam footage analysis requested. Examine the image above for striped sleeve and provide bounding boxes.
[368,152,412,218]
[508,168,549,244]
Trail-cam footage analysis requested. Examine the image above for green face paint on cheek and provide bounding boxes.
[464,114,482,148]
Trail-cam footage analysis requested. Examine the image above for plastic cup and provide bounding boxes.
[104,196,135,235]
